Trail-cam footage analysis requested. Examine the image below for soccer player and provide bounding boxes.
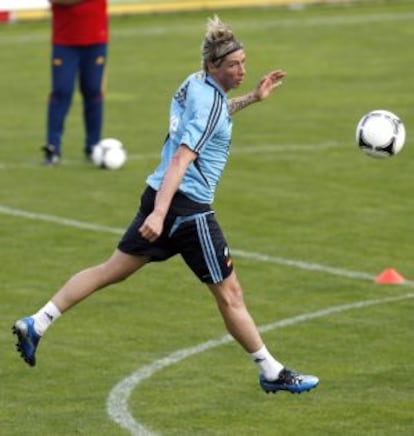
[14,16,319,394]
[43,0,108,165]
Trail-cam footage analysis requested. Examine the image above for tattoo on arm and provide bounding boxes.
[228,92,257,115]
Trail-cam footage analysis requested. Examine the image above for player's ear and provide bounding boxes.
[207,61,218,73]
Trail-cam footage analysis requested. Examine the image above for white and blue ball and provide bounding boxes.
[92,138,127,170]
[356,110,406,158]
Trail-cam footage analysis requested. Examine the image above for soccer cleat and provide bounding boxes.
[260,368,319,394]
[12,317,41,367]
[42,144,60,166]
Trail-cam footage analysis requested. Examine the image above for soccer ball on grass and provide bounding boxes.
[92,138,127,170]
[356,110,406,158]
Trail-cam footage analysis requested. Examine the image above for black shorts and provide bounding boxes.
[118,186,233,284]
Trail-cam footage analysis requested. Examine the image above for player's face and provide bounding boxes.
[210,49,246,92]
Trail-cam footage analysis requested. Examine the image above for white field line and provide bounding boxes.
[126,142,339,160]
[106,292,414,436]
[1,11,414,45]
[0,205,123,235]
[0,142,339,170]
[231,248,376,281]
[1,203,405,284]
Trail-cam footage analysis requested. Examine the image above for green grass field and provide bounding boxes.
[1,1,414,435]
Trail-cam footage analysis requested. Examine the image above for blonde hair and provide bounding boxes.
[201,15,243,72]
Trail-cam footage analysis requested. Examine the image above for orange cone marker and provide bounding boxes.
[374,268,406,284]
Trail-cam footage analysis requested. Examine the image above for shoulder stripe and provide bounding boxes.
[194,89,224,153]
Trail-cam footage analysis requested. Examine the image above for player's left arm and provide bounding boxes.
[228,70,286,115]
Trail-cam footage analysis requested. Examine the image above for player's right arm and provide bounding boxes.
[139,145,197,242]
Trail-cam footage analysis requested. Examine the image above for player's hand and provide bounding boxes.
[139,212,164,242]
[254,70,286,101]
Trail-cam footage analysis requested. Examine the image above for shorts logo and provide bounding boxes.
[96,56,105,65]
[53,57,63,66]
[224,246,232,267]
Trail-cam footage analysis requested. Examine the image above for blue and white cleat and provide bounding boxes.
[260,368,319,394]
[12,317,40,367]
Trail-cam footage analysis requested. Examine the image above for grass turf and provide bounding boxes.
[1,1,413,435]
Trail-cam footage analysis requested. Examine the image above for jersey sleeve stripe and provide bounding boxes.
[194,90,223,154]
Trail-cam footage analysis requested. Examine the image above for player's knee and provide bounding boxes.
[81,88,102,102]
[215,281,245,310]
[50,89,72,105]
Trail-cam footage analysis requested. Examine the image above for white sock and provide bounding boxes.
[32,301,61,336]
[251,345,284,381]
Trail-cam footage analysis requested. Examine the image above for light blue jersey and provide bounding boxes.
[146,71,233,204]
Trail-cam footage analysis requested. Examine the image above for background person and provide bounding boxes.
[43,0,108,165]
[14,16,318,395]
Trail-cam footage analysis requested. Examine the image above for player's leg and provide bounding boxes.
[208,273,319,393]
[13,250,148,367]
[45,44,79,163]
[52,249,148,313]
[177,214,283,379]
[13,190,172,367]
[79,43,107,158]
[177,212,319,393]
[207,272,264,353]
[207,272,285,380]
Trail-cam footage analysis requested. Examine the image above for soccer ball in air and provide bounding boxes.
[356,110,406,158]
[92,138,127,170]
